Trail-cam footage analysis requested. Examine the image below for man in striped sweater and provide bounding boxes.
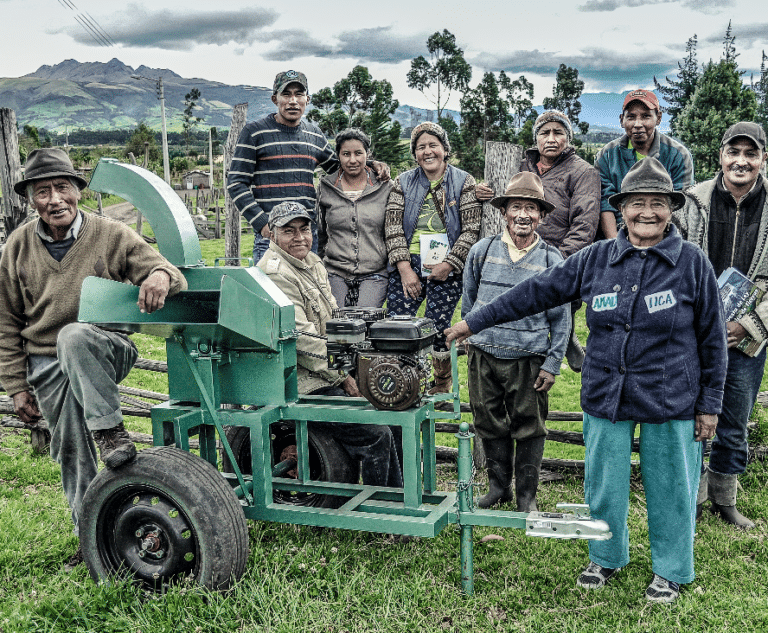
[227,70,388,260]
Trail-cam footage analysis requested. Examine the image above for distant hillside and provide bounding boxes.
[0,58,671,135]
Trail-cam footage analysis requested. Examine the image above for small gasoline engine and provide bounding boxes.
[325,308,436,411]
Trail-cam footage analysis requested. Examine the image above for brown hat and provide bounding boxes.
[608,157,686,211]
[14,148,88,197]
[622,89,660,113]
[489,172,555,214]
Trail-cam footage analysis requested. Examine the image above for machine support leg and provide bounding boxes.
[456,421,475,595]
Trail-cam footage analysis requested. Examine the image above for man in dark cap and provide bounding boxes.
[0,148,187,569]
[227,70,389,261]
[596,89,694,239]
[257,201,402,489]
[675,121,768,529]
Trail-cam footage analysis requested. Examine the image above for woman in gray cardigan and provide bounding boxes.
[317,128,393,308]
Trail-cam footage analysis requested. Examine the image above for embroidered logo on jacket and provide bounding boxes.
[591,293,618,311]
[644,290,677,313]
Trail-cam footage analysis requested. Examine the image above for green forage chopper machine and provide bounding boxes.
[77,158,610,593]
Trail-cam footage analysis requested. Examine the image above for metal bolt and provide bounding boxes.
[155,549,165,558]
[135,528,144,538]
[138,550,146,558]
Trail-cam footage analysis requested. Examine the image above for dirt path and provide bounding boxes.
[100,201,138,224]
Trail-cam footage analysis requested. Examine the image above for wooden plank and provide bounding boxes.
[0,108,27,240]
[224,103,248,262]
[480,141,523,238]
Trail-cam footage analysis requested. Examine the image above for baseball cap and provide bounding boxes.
[622,89,660,112]
[273,70,308,95]
[268,202,312,230]
[721,122,767,150]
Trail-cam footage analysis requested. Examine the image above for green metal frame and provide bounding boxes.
[81,158,611,595]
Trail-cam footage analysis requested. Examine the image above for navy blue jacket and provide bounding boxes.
[465,225,727,423]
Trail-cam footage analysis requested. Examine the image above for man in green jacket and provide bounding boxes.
[0,149,187,569]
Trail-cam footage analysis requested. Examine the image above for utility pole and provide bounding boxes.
[132,75,171,185]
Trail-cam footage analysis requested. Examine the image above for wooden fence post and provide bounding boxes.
[224,103,248,262]
[0,108,27,244]
[471,141,524,470]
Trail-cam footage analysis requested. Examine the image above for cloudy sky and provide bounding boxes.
[2,0,766,110]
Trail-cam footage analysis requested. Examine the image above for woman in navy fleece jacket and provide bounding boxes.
[446,158,727,604]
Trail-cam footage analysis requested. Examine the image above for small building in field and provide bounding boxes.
[182,170,211,189]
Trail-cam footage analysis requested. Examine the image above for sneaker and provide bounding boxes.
[645,574,680,603]
[63,546,84,573]
[92,422,136,468]
[576,561,620,589]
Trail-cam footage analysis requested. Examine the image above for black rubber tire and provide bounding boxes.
[80,446,249,592]
[221,423,358,509]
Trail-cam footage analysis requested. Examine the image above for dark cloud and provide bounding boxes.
[54,4,279,51]
[579,0,730,12]
[473,47,681,91]
[702,22,768,48]
[261,26,424,64]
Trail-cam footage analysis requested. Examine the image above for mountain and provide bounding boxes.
[0,58,672,135]
[0,58,274,133]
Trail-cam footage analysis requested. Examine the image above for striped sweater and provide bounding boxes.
[226,114,339,234]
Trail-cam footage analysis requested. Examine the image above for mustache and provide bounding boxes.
[729,165,754,173]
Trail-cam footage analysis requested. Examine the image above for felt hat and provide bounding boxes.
[533,110,573,143]
[721,122,767,151]
[410,122,451,159]
[489,172,555,215]
[14,148,88,197]
[273,70,308,95]
[268,201,312,230]
[608,157,686,211]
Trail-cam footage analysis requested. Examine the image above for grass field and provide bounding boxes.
[1,236,767,632]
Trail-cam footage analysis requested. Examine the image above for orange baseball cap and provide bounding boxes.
[622,89,660,111]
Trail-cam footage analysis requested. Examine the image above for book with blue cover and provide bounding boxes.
[717,267,766,356]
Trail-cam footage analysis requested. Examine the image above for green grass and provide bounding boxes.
[2,233,767,631]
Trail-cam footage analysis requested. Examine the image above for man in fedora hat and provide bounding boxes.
[460,172,570,511]
[227,70,389,262]
[675,121,768,529]
[596,89,694,239]
[0,148,187,569]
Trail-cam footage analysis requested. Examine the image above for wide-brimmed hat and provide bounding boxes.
[268,201,312,230]
[14,148,88,197]
[608,157,686,211]
[488,172,555,214]
[721,121,767,151]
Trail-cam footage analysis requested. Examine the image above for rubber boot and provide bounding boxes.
[708,469,755,529]
[427,356,453,395]
[515,435,546,512]
[477,437,514,509]
[696,468,708,521]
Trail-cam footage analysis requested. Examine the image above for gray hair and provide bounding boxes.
[335,128,371,158]
[26,176,82,201]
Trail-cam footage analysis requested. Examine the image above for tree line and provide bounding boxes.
[17,23,768,184]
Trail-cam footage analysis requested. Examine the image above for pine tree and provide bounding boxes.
[676,41,757,180]
[654,35,700,136]
[752,51,768,132]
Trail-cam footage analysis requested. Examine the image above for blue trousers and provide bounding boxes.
[710,346,766,475]
[386,254,462,355]
[583,413,701,585]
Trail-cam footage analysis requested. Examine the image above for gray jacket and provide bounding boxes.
[316,171,392,279]
[674,174,768,344]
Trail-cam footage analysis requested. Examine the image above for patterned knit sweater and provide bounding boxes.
[384,167,481,273]
[0,212,187,395]
[226,113,339,234]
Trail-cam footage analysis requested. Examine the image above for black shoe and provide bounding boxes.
[92,422,136,468]
[710,502,755,529]
[576,561,620,589]
[63,546,84,573]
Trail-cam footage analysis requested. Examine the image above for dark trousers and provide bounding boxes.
[386,254,462,356]
[309,386,403,487]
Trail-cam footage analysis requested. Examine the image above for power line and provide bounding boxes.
[57,0,116,48]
